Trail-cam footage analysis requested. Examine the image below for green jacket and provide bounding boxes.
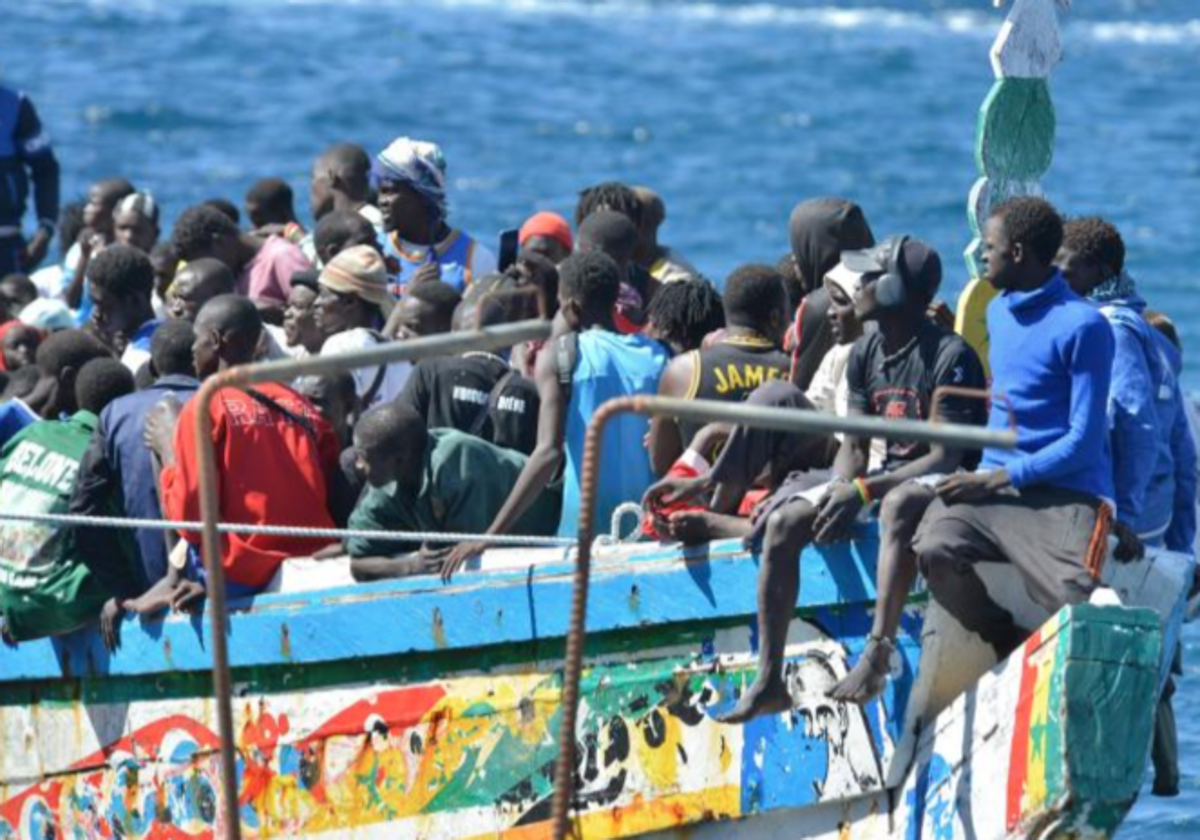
[348,429,560,559]
[0,412,135,641]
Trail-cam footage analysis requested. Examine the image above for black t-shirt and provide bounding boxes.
[846,321,986,470]
[396,352,540,455]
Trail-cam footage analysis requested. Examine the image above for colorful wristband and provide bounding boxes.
[852,477,873,506]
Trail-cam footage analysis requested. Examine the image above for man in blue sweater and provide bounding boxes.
[915,198,1121,656]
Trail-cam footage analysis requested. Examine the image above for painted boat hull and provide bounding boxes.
[0,529,1187,839]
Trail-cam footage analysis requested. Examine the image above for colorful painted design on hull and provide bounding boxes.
[900,604,1163,840]
[0,631,893,839]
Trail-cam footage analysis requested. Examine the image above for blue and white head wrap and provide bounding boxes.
[372,137,449,225]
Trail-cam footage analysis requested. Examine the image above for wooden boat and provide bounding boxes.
[0,526,1190,839]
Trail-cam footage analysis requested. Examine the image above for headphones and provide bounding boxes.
[872,235,911,309]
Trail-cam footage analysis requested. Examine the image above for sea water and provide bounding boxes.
[3,0,1199,833]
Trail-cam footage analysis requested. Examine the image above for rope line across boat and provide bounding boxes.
[0,510,578,547]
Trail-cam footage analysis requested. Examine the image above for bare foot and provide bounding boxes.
[717,674,793,724]
[828,638,892,704]
[668,511,752,545]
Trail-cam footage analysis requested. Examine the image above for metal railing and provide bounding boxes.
[547,392,1017,840]
[192,319,552,840]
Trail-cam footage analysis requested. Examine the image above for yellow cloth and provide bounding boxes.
[954,277,999,380]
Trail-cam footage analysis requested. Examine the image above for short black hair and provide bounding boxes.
[245,178,296,225]
[559,251,621,312]
[578,211,639,265]
[575,181,642,227]
[318,143,372,197]
[172,205,240,261]
[203,197,241,225]
[407,279,463,316]
[93,178,136,206]
[0,273,38,310]
[353,402,427,453]
[994,197,1063,266]
[457,273,531,329]
[296,371,358,411]
[89,244,155,300]
[75,357,135,415]
[647,279,726,352]
[36,329,112,378]
[150,319,196,377]
[314,210,376,257]
[724,264,787,331]
[196,294,263,343]
[150,241,180,275]
[1062,216,1126,276]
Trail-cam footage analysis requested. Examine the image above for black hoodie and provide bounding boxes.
[787,198,874,389]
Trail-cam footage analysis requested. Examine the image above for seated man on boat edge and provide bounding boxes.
[133,295,343,615]
[914,198,1142,672]
[443,250,669,579]
[646,236,987,722]
[336,402,560,581]
[645,263,789,484]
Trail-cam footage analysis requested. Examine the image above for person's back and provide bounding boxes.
[679,338,789,440]
[71,321,200,585]
[0,413,111,639]
[1145,329,1196,550]
[398,353,540,455]
[161,380,338,589]
[0,358,137,641]
[980,272,1114,500]
[559,328,667,537]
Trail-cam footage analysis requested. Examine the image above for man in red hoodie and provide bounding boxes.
[144,295,339,606]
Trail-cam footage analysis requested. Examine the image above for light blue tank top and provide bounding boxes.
[558,330,668,539]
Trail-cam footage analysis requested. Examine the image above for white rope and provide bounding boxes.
[0,510,577,547]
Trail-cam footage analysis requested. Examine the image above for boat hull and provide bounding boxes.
[0,533,1185,839]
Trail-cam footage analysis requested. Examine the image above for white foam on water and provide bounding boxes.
[1081,19,1200,45]
[45,0,1200,47]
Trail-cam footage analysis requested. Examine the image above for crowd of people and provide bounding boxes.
[0,82,1194,794]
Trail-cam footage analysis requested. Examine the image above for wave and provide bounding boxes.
[39,0,1200,46]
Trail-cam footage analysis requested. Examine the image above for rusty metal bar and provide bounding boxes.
[548,394,1017,840]
[192,319,551,840]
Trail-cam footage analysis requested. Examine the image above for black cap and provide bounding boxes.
[290,268,321,293]
[841,236,942,297]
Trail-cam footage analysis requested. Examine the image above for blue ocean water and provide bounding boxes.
[2,0,1199,834]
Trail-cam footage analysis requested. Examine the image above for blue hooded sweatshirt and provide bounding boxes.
[1091,292,1165,530]
[980,273,1115,502]
[1149,333,1197,552]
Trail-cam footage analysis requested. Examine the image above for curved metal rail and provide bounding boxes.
[548,392,1017,840]
[193,319,552,840]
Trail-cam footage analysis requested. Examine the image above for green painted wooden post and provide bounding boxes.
[965,0,1065,278]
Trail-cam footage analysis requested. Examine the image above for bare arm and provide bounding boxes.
[442,345,569,580]
[647,353,695,476]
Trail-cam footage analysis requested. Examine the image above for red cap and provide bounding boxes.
[519,211,573,253]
